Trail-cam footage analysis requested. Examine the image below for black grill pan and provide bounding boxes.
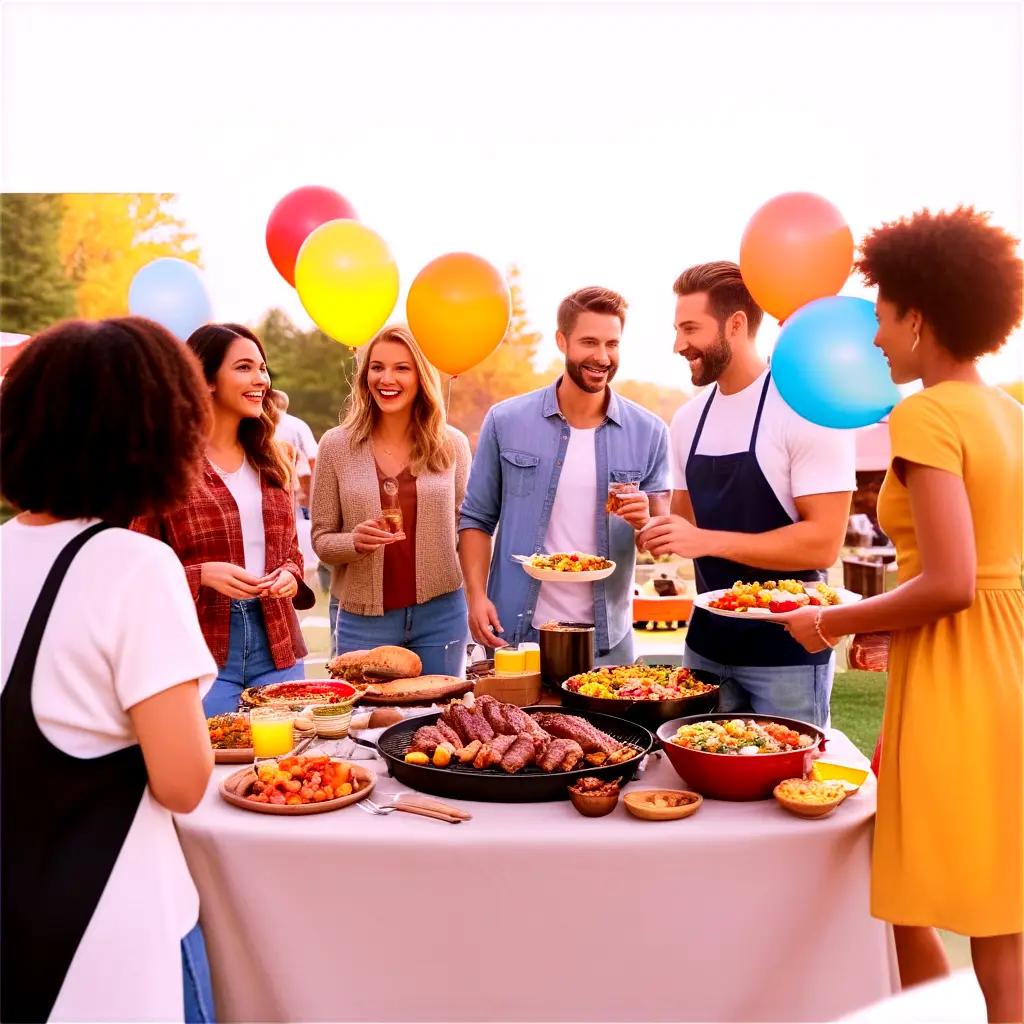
[370,706,655,802]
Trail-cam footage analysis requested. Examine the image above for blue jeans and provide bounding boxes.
[316,563,340,658]
[182,922,215,1023]
[203,600,305,716]
[335,589,469,677]
[682,646,834,728]
[596,630,634,666]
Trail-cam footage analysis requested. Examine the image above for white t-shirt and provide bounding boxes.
[532,427,598,628]
[670,370,856,520]
[0,518,218,1023]
[276,412,317,477]
[214,457,266,577]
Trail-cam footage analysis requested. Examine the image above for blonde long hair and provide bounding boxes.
[342,325,454,475]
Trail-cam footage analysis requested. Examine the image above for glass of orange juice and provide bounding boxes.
[250,707,295,762]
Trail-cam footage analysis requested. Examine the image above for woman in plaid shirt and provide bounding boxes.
[134,323,315,715]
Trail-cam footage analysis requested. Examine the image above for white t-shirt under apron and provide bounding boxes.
[532,427,599,628]
[0,518,217,1022]
[670,369,857,518]
[213,457,266,577]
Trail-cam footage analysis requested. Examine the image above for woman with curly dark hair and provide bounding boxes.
[133,323,315,716]
[782,207,1022,1021]
[1,318,219,1022]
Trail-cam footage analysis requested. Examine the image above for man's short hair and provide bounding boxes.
[557,286,628,337]
[269,389,289,410]
[673,261,764,336]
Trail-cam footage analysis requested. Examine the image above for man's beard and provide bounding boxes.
[684,328,732,387]
[565,356,617,394]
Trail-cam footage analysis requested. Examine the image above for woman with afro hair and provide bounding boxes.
[783,207,1022,1022]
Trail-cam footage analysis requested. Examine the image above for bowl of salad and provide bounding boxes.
[656,713,826,800]
[561,664,720,726]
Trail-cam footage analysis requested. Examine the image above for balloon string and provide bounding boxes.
[446,375,457,415]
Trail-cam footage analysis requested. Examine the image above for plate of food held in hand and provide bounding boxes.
[694,580,861,621]
[515,552,616,583]
[219,755,374,814]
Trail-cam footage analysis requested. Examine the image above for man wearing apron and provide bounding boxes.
[641,262,855,726]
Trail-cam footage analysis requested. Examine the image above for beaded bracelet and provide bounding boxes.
[814,610,837,650]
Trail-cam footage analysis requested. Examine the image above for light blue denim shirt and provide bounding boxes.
[458,378,670,653]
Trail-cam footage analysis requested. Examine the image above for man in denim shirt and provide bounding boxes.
[459,287,670,663]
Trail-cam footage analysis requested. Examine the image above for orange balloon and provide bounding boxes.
[739,192,854,321]
[406,253,511,376]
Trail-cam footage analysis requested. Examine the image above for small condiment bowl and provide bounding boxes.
[567,781,620,817]
[773,779,846,819]
[623,789,702,821]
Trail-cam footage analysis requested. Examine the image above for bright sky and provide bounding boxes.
[3,0,1022,386]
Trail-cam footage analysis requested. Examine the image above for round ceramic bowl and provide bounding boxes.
[623,789,703,821]
[567,788,620,817]
[773,779,846,819]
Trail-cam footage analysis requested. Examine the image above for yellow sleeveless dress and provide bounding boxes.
[873,382,1023,936]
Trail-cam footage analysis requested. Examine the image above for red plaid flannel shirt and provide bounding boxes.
[132,459,314,669]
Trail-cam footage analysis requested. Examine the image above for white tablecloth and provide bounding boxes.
[177,730,897,1022]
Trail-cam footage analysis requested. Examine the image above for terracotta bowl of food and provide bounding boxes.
[773,778,847,819]
[568,777,621,817]
[623,789,702,821]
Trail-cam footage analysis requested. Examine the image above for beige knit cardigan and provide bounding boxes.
[311,424,471,616]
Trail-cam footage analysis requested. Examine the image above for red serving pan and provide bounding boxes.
[656,713,826,801]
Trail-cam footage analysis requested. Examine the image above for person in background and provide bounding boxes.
[1,317,218,1023]
[459,286,669,661]
[133,323,315,716]
[781,207,1022,1023]
[312,325,471,675]
[270,389,317,519]
[640,262,854,727]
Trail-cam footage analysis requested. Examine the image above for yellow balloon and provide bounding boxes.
[407,253,511,376]
[294,220,399,347]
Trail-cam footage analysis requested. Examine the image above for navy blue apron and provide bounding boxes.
[684,373,831,667]
[2,523,150,1023]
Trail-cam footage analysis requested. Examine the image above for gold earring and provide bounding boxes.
[911,330,920,352]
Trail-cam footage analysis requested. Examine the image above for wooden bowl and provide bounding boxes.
[624,789,703,820]
[773,780,846,819]
[473,671,543,707]
[568,789,619,817]
[219,761,375,815]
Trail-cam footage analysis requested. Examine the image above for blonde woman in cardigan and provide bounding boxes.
[312,325,472,676]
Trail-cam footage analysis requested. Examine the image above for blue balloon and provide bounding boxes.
[128,258,212,340]
[772,296,900,429]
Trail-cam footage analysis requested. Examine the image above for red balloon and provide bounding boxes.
[265,186,358,286]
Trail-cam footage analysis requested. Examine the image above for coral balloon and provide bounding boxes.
[128,258,211,340]
[772,296,900,429]
[740,192,854,321]
[265,186,357,286]
[406,253,511,376]
[294,220,398,348]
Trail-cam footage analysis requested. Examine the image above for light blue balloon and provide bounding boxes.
[128,258,212,340]
[772,296,900,429]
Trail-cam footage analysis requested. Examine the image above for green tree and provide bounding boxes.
[254,308,356,440]
[0,194,77,333]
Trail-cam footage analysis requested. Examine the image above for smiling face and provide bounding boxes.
[366,338,420,415]
[873,295,922,384]
[557,311,621,394]
[673,292,734,387]
[210,337,270,419]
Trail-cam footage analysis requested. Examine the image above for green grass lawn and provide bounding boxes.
[830,669,886,757]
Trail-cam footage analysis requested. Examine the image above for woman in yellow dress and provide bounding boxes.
[783,207,1022,1023]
